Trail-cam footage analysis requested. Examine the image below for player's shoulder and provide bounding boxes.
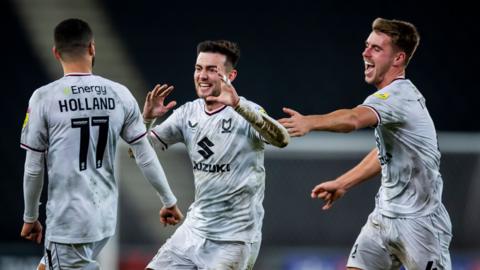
[367,79,412,102]
[177,98,204,113]
[385,79,418,95]
[29,78,64,103]
[92,75,130,93]
[94,75,137,102]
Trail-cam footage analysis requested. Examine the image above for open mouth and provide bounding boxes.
[198,83,212,91]
[364,60,375,74]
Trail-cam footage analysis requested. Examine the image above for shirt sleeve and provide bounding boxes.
[129,136,177,207]
[361,90,406,126]
[120,89,148,144]
[20,90,48,152]
[149,108,184,151]
[23,150,45,222]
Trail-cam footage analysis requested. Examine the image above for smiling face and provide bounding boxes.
[194,52,229,99]
[362,31,400,89]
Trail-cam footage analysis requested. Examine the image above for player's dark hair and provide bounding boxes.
[372,18,420,66]
[196,40,240,69]
[54,18,93,59]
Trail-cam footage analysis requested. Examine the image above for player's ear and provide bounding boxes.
[393,51,406,67]
[52,46,61,60]
[88,41,96,57]
[228,69,238,82]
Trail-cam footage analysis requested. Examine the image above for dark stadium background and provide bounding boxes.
[2,0,479,269]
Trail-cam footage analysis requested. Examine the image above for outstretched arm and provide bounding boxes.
[21,150,45,244]
[130,136,183,225]
[278,106,378,137]
[206,73,290,148]
[311,148,381,210]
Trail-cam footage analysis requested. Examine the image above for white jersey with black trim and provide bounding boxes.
[150,97,266,243]
[20,73,146,243]
[361,79,446,218]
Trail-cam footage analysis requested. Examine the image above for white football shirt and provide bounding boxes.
[361,79,445,218]
[21,73,146,243]
[150,97,266,243]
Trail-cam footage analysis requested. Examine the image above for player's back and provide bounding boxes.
[21,73,145,243]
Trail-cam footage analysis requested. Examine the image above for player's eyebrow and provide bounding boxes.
[366,41,383,51]
[195,64,218,70]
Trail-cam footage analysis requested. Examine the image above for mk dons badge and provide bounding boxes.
[221,118,233,133]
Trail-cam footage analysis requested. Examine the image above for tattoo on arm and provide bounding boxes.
[235,101,289,148]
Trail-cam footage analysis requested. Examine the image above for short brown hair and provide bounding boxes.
[196,40,240,69]
[54,18,93,58]
[372,18,420,66]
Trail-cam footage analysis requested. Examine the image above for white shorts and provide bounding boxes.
[146,223,261,270]
[39,237,109,270]
[347,206,452,270]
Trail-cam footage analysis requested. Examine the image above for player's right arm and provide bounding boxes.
[20,90,47,244]
[311,148,381,210]
[20,150,45,244]
[278,106,378,137]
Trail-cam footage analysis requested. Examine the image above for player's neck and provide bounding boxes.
[204,100,225,113]
[61,60,93,75]
[376,69,405,89]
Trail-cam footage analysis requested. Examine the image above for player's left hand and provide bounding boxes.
[278,107,311,137]
[20,220,43,244]
[311,180,346,210]
[205,72,240,107]
[159,205,184,226]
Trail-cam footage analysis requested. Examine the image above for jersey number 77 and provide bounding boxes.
[71,116,109,171]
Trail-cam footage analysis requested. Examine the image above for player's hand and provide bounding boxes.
[205,73,240,107]
[143,84,177,121]
[311,180,347,210]
[159,205,183,226]
[20,220,43,244]
[278,108,311,137]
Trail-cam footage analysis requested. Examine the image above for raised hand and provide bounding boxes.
[278,107,311,137]
[159,205,184,226]
[205,73,240,107]
[20,220,43,244]
[311,180,347,210]
[143,84,177,121]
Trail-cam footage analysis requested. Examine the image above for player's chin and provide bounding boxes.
[196,92,209,99]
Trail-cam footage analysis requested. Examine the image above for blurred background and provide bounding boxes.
[2,0,479,269]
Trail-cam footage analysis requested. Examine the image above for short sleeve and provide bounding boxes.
[120,89,147,144]
[361,91,406,126]
[150,108,184,150]
[20,91,48,152]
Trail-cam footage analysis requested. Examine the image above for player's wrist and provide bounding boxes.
[336,178,352,191]
[143,114,154,123]
[143,118,153,124]
[233,97,243,111]
[232,96,240,109]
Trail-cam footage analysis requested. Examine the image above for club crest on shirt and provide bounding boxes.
[373,92,390,100]
[221,118,233,133]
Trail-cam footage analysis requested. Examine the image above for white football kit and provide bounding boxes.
[349,79,452,270]
[21,73,177,269]
[147,97,267,269]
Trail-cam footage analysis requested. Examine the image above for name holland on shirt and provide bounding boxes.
[58,85,115,112]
